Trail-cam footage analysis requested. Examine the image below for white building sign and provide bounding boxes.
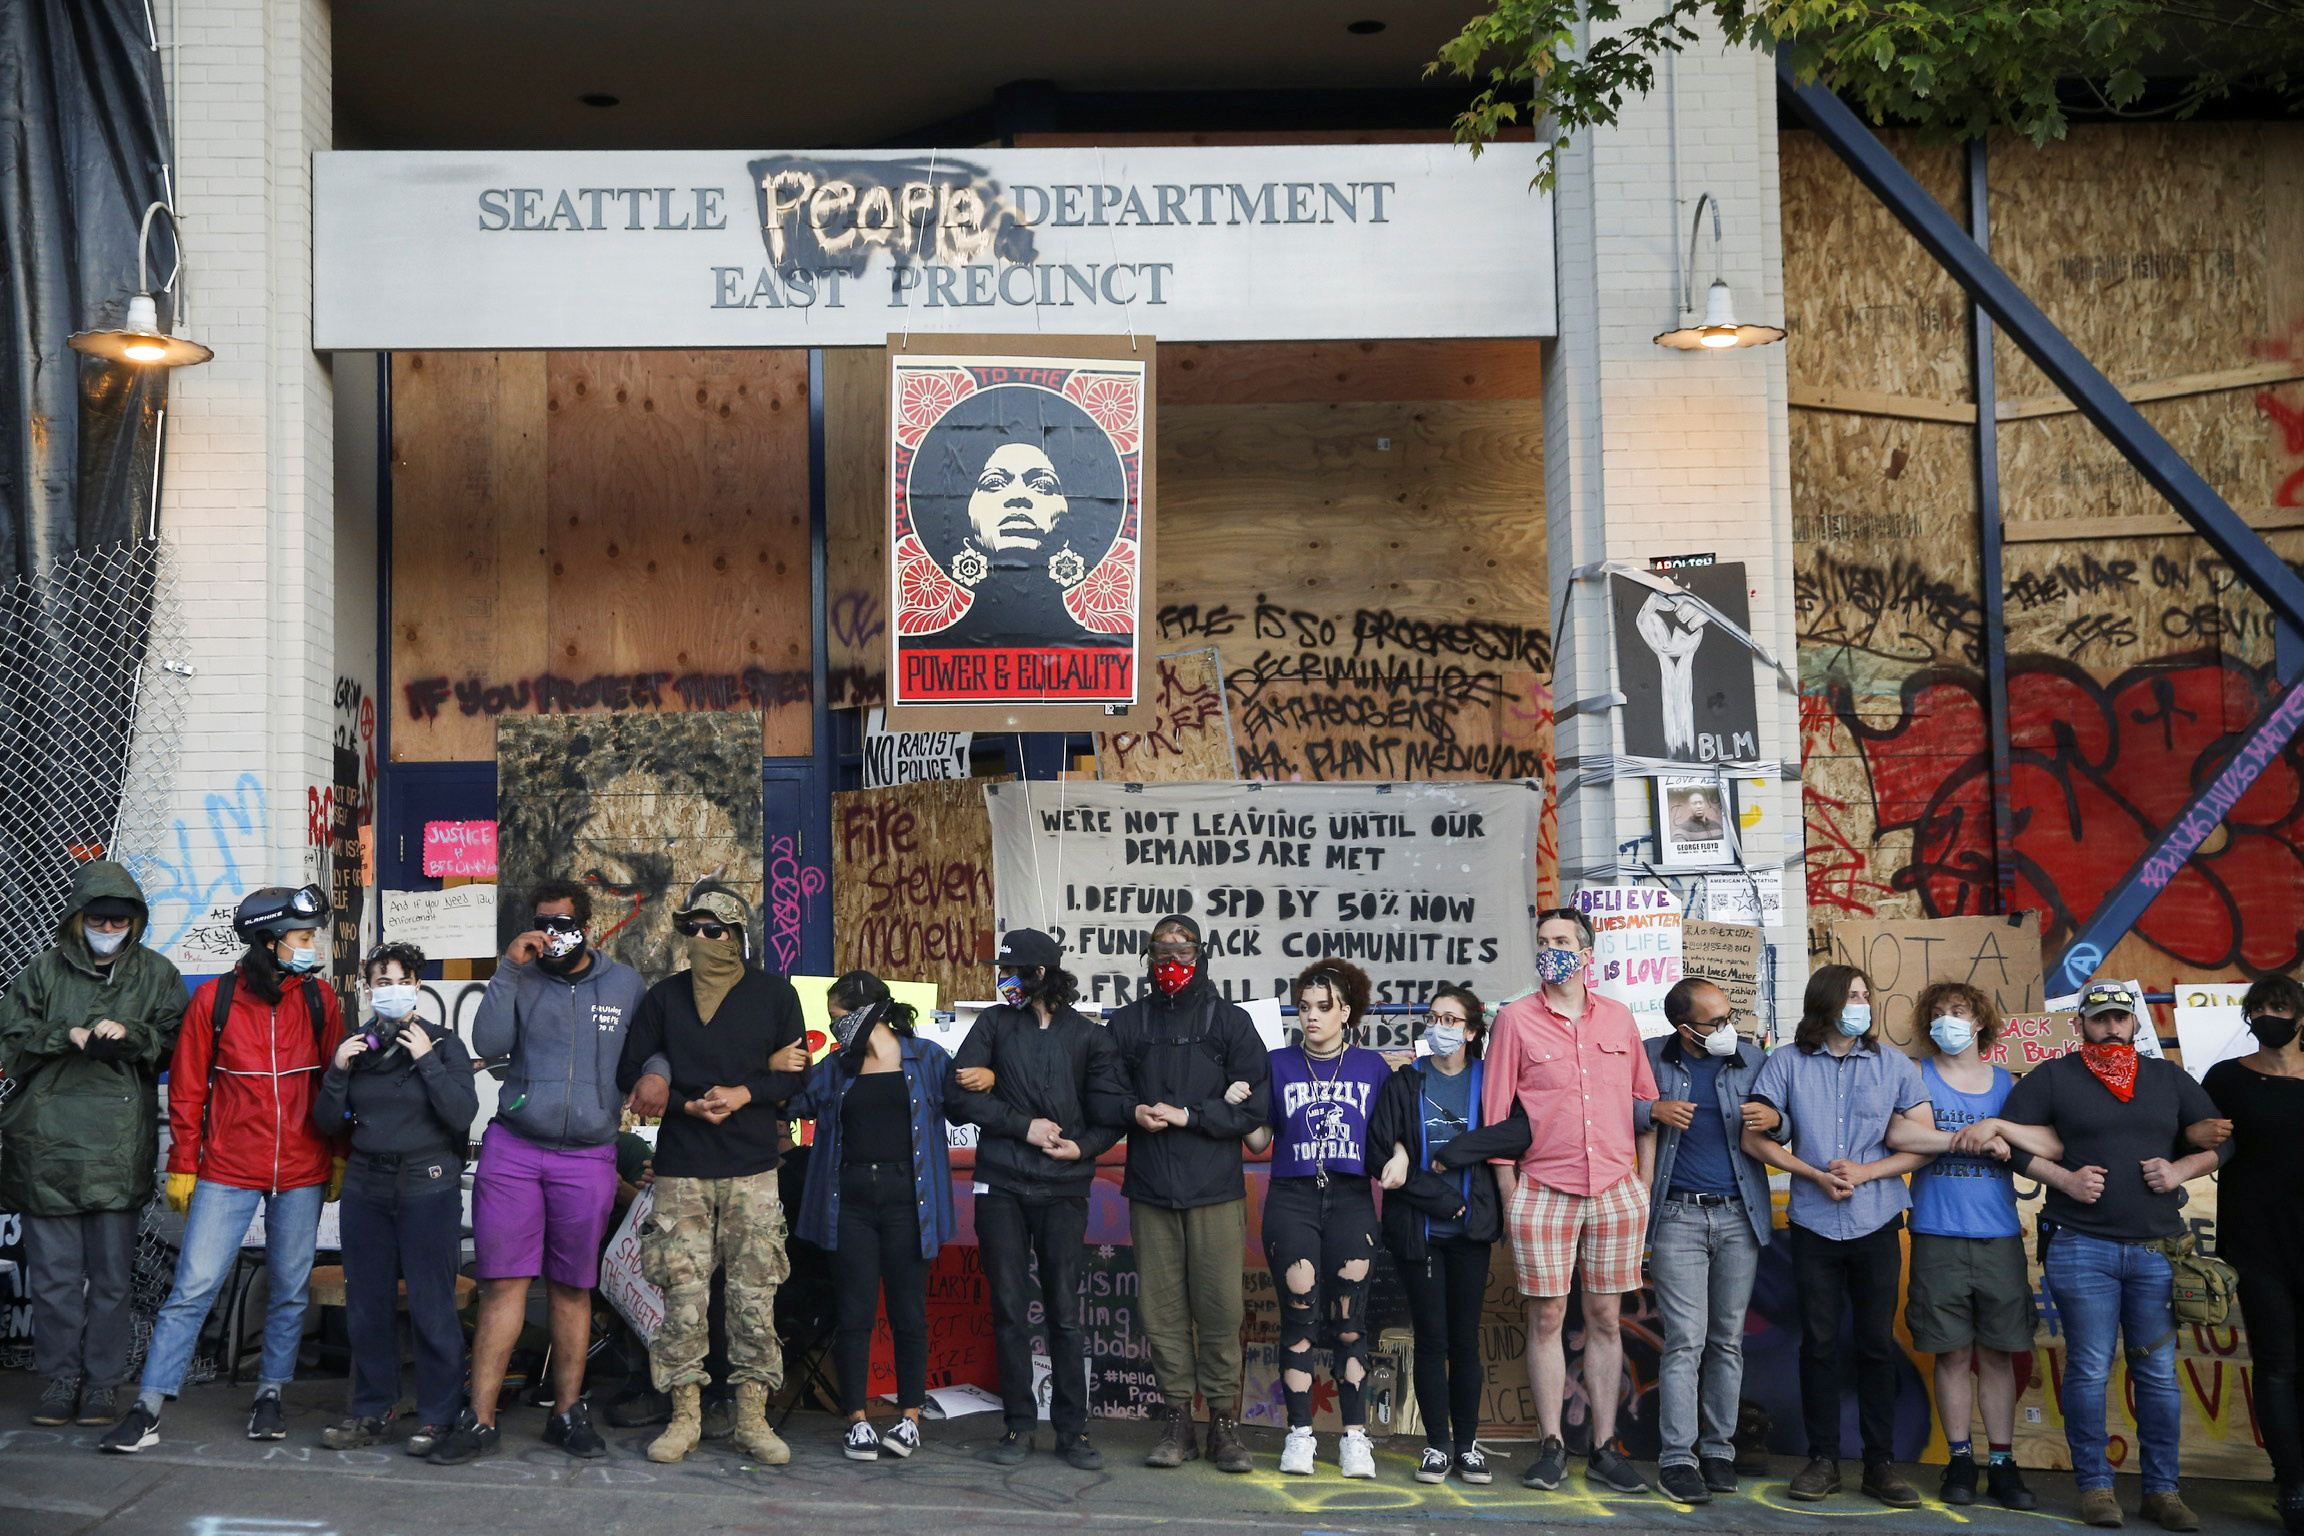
[314,144,1553,349]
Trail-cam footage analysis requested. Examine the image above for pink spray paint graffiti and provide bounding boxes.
[767,832,827,975]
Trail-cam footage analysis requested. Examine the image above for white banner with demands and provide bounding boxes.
[314,143,1554,349]
[985,780,1542,1049]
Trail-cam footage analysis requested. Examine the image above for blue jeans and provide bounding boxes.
[140,1180,324,1398]
[1650,1197,1761,1468]
[2045,1231,2180,1493]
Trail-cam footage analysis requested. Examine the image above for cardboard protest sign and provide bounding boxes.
[1979,1013,2080,1072]
[1578,883,1683,1037]
[1826,912,2044,1055]
[1680,918,1765,1039]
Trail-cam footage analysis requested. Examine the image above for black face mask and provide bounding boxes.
[2249,1013,2300,1050]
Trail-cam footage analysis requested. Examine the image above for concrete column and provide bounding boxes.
[1543,26,1807,1030]
[127,0,336,970]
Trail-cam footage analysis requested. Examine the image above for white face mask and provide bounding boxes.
[1701,1021,1739,1057]
[85,926,128,956]
[1929,1015,1976,1056]
[369,984,421,1020]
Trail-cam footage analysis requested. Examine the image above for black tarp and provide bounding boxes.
[0,0,175,583]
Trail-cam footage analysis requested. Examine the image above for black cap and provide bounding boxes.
[991,928,1062,970]
[82,896,140,922]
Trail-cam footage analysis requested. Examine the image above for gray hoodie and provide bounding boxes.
[471,953,661,1150]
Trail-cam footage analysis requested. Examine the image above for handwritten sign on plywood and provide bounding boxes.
[1096,648,1235,782]
[832,776,1000,1008]
[1826,912,2044,1056]
[1680,919,1765,1040]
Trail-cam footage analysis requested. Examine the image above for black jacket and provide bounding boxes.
[313,1020,479,1158]
[1370,1062,1531,1261]
[616,968,807,1180]
[1105,977,1270,1208]
[949,1002,1132,1200]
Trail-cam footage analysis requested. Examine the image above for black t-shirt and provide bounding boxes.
[2001,1051,2219,1241]
[840,1068,912,1165]
[2204,1057,2304,1272]
[615,969,807,1180]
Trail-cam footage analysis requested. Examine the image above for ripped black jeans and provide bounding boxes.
[1263,1175,1381,1430]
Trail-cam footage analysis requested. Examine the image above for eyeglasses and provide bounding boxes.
[535,913,584,933]
[1150,943,1200,960]
[1423,1012,1469,1030]
[676,919,732,940]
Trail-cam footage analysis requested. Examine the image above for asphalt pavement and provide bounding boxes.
[0,1373,2289,1536]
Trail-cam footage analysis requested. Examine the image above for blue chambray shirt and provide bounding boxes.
[1748,1037,1929,1241]
[787,1033,961,1259]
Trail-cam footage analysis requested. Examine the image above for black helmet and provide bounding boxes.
[232,884,332,944]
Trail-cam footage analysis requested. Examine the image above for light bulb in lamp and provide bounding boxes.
[1656,278,1784,351]
[69,291,213,368]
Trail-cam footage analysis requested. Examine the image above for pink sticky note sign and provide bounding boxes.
[422,820,498,878]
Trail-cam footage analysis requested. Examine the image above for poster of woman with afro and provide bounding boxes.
[888,348,1146,708]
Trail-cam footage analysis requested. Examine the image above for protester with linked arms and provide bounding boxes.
[1878,981,2067,1510]
[0,861,186,1431]
[1245,959,1392,1480]
[1105,914,1268,1474]
[786,970,965,1463]
[950,929,1132,1470]
[1481,907,1658,1496]
[101,885,344,1454]
[1635,977,1783,1506]
[1742,963,1930,1507]
[1958,980,2228,1532]
[312,941,477,1454]
[1369,982,1530,1488]
[430,878,662,1466]
[617,880,809,1466]
[2202,975,2304,1535]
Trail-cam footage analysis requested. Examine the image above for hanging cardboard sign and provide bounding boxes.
[1680,918,1765,1039]
[1826,912,2045,1055]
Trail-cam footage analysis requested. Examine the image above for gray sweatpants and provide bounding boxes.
[24,1210,139,1387]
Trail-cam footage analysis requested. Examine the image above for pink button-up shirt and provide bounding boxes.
[1480,986,1658,1197]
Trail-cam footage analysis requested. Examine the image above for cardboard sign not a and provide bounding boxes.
[1827,912,2044,1055]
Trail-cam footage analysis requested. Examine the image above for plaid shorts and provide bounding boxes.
[1507,1173,1651,1298]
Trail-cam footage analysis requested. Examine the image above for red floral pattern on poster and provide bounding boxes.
[1064,371,1141,454]
[894,368,977,450]
[1064,538,1137,634]
[894,532,970,635]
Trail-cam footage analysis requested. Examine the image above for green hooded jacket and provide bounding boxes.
[0,861,188,1214]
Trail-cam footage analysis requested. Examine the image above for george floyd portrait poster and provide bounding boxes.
[887,337,1150,718]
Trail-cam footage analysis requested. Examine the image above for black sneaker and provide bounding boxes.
[33,1377,80,1426]
[1455,1445,1494,1485]
[1522,1435,1568,1490]
[1589,1438,1649,1494]
[843,1419,882,1461]
[1660,1462,1713,1504]
[100,1402,161,1453]
[986,1429,1030,1466]
[425,1408,501,1466]
[881,1416,921,1458]
[1988,1460,2039,1511]
[1056,1433,1104,1470]
[1942,1454,1980,1505]
[1701,1456,1740,1493]
[247,1394,286,1441]
[322,1415,391,1449]
[76,1385,120,1426]
[544,1399,607,1459]
[406,1424,445,1458]
[1416,1446,1452,1483]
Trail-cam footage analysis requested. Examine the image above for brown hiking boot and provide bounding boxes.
[2140,1491,2201,1532]
[1207,1412,1253,1474]
[647,1383,702,1464]
[2077,1488,2125,1528]
[1144,1404,1199,1468]
[1786,1457,1841,1501]
[1861,1462,1922,1508]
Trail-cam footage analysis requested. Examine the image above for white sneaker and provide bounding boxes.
[842,1419,881,1461]
[1339,1428,1376,1480]
[1280,1425,1318,1475]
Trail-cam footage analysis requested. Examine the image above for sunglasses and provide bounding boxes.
[535,913,584,933]
[675,919,732,940]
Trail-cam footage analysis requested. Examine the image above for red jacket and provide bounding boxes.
[167,968,345,1192]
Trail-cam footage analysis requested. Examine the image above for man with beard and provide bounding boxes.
[1105,916,1268,1472]
[616,881,809,1467]
[430,879,661,1466]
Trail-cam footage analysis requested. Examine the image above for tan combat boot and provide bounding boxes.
[647,1383,702,1463]
[730,1380,790,1465]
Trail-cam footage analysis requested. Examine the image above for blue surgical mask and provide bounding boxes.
[1837,1002,1872,1037]
[1929,1015,1975,1055]
[997,972,1028,1008]
[369,985,420,1020]
[1423,1022,1466,1059]
[282,945,323,974]
[1537,947,1582,986]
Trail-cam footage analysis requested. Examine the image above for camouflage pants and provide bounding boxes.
[639,1172,790,1390]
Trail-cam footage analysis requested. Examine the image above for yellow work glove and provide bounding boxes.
[325,1157,346,1203]
[165,1172,197,1213]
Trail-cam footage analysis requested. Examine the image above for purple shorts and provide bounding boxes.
[471,1122,617,1287]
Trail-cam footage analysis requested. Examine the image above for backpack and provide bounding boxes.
[198,968,329,1156]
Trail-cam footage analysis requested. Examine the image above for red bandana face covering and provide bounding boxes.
[1152,956,1195,996]
[2080,1039,2139,1102]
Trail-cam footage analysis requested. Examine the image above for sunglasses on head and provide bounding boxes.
[675,919,732,940]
